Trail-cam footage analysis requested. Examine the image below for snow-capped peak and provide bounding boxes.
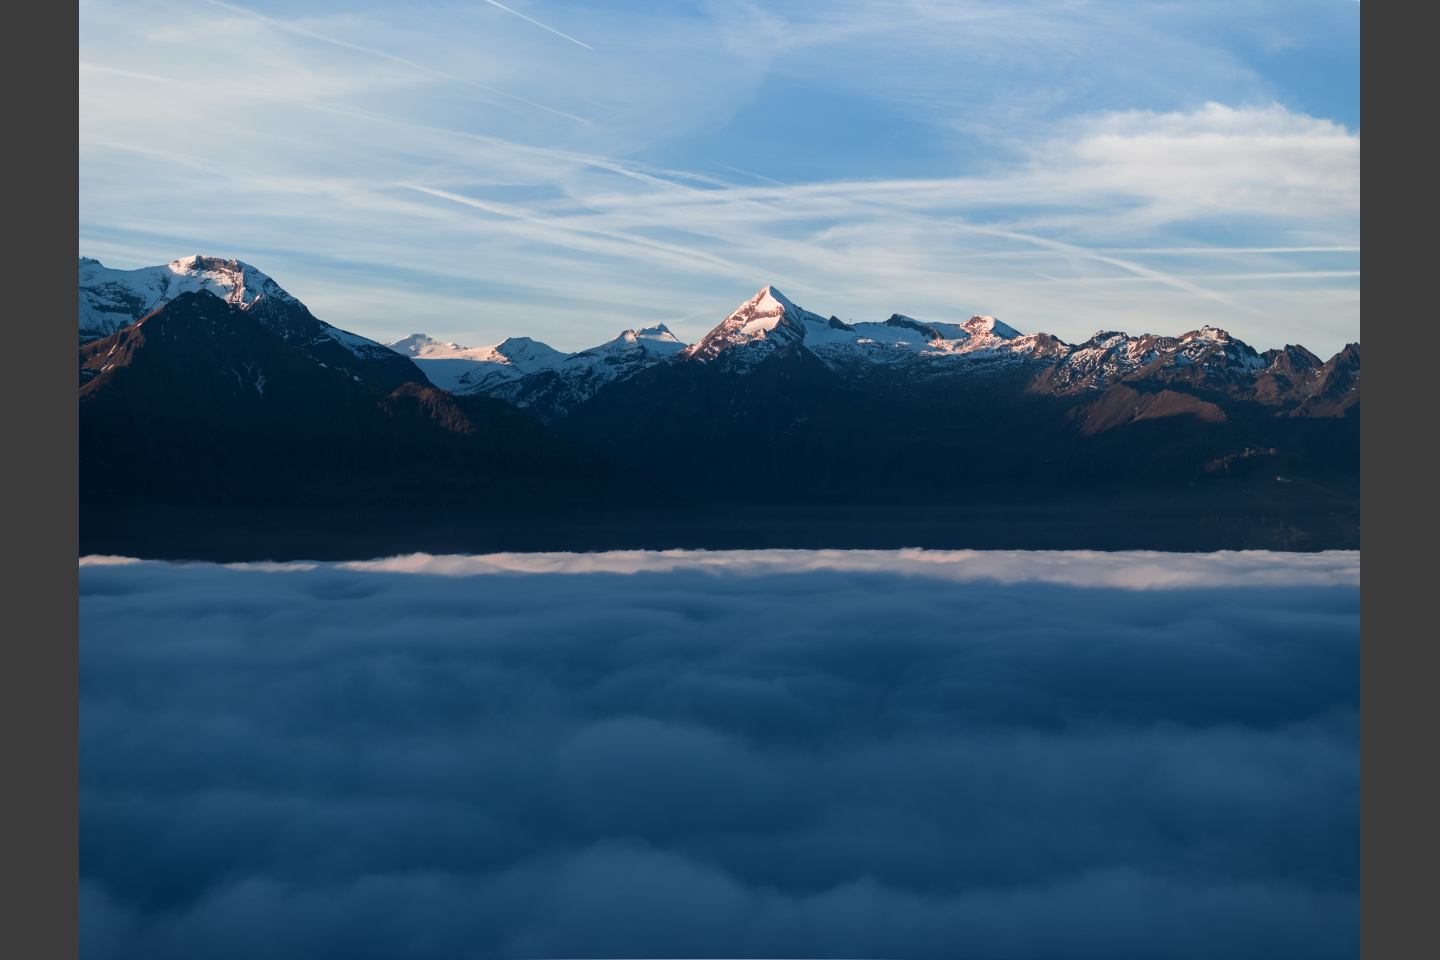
[79,255,298,342]
[963,315,1022,339]
[682,285,820,362]
[1181,325,1231,343]
[78,256,425,380]
[721,285,802,337]
[602,326,687,356]
[387,333,465,358]
[634,323,682,343]
[753,284,798,313]
[494,336,569,369]
[165,255,298,307]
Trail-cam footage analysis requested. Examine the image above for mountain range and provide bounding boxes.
[79,257,1359,559]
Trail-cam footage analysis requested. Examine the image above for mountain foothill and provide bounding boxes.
[79,257,1360,559]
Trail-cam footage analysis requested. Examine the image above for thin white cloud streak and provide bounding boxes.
[482,0,594,50]
[402,183,751,273]
[1038,271,1359,283]
[711,161,788,186]
[1096,247,1359,254]
[956,223,1245,310]
[197,0,593,124]
[79,63,176,84]
[79,1,1358,353]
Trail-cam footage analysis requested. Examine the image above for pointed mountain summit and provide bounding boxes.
[681,285,818,362]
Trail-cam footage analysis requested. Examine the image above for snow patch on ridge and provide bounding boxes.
[798,307,1042,370]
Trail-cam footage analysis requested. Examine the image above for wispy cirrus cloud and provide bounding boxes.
[196,0,593,123]
[79,0,1358,354]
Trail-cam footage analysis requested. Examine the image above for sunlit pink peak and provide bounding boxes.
[726,285,804,332]
[162,255,296,307]
[1180,325,1232,343]
[679,285,811,361]
[747,285,797,314]
[963,315,1022,339]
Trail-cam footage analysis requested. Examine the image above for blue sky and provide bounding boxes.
[79,0,1359,355]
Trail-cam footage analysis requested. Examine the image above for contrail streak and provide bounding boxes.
[402,184,747,274]
[969,225,1249,310]
[80,63,175,84]
[200,0,592,124]
[711,161,786,186]
[483,0,594,50]
[1095,246,1360,255]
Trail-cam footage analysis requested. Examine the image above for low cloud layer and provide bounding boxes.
[81,547,1362,589]
[80,553,1359,958]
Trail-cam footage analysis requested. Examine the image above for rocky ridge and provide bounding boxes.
[394,283,1358,422]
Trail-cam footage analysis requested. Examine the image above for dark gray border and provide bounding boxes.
[55,6,1388,959]
[1360,2,1428,956]
[11,3,79,955]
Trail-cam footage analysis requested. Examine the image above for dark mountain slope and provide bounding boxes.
[563,346,1356,492]
[80,292,681,559]
[557,341,1358,550]
[556,342,871,489]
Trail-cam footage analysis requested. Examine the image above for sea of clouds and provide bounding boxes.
[80,549,1359,959]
